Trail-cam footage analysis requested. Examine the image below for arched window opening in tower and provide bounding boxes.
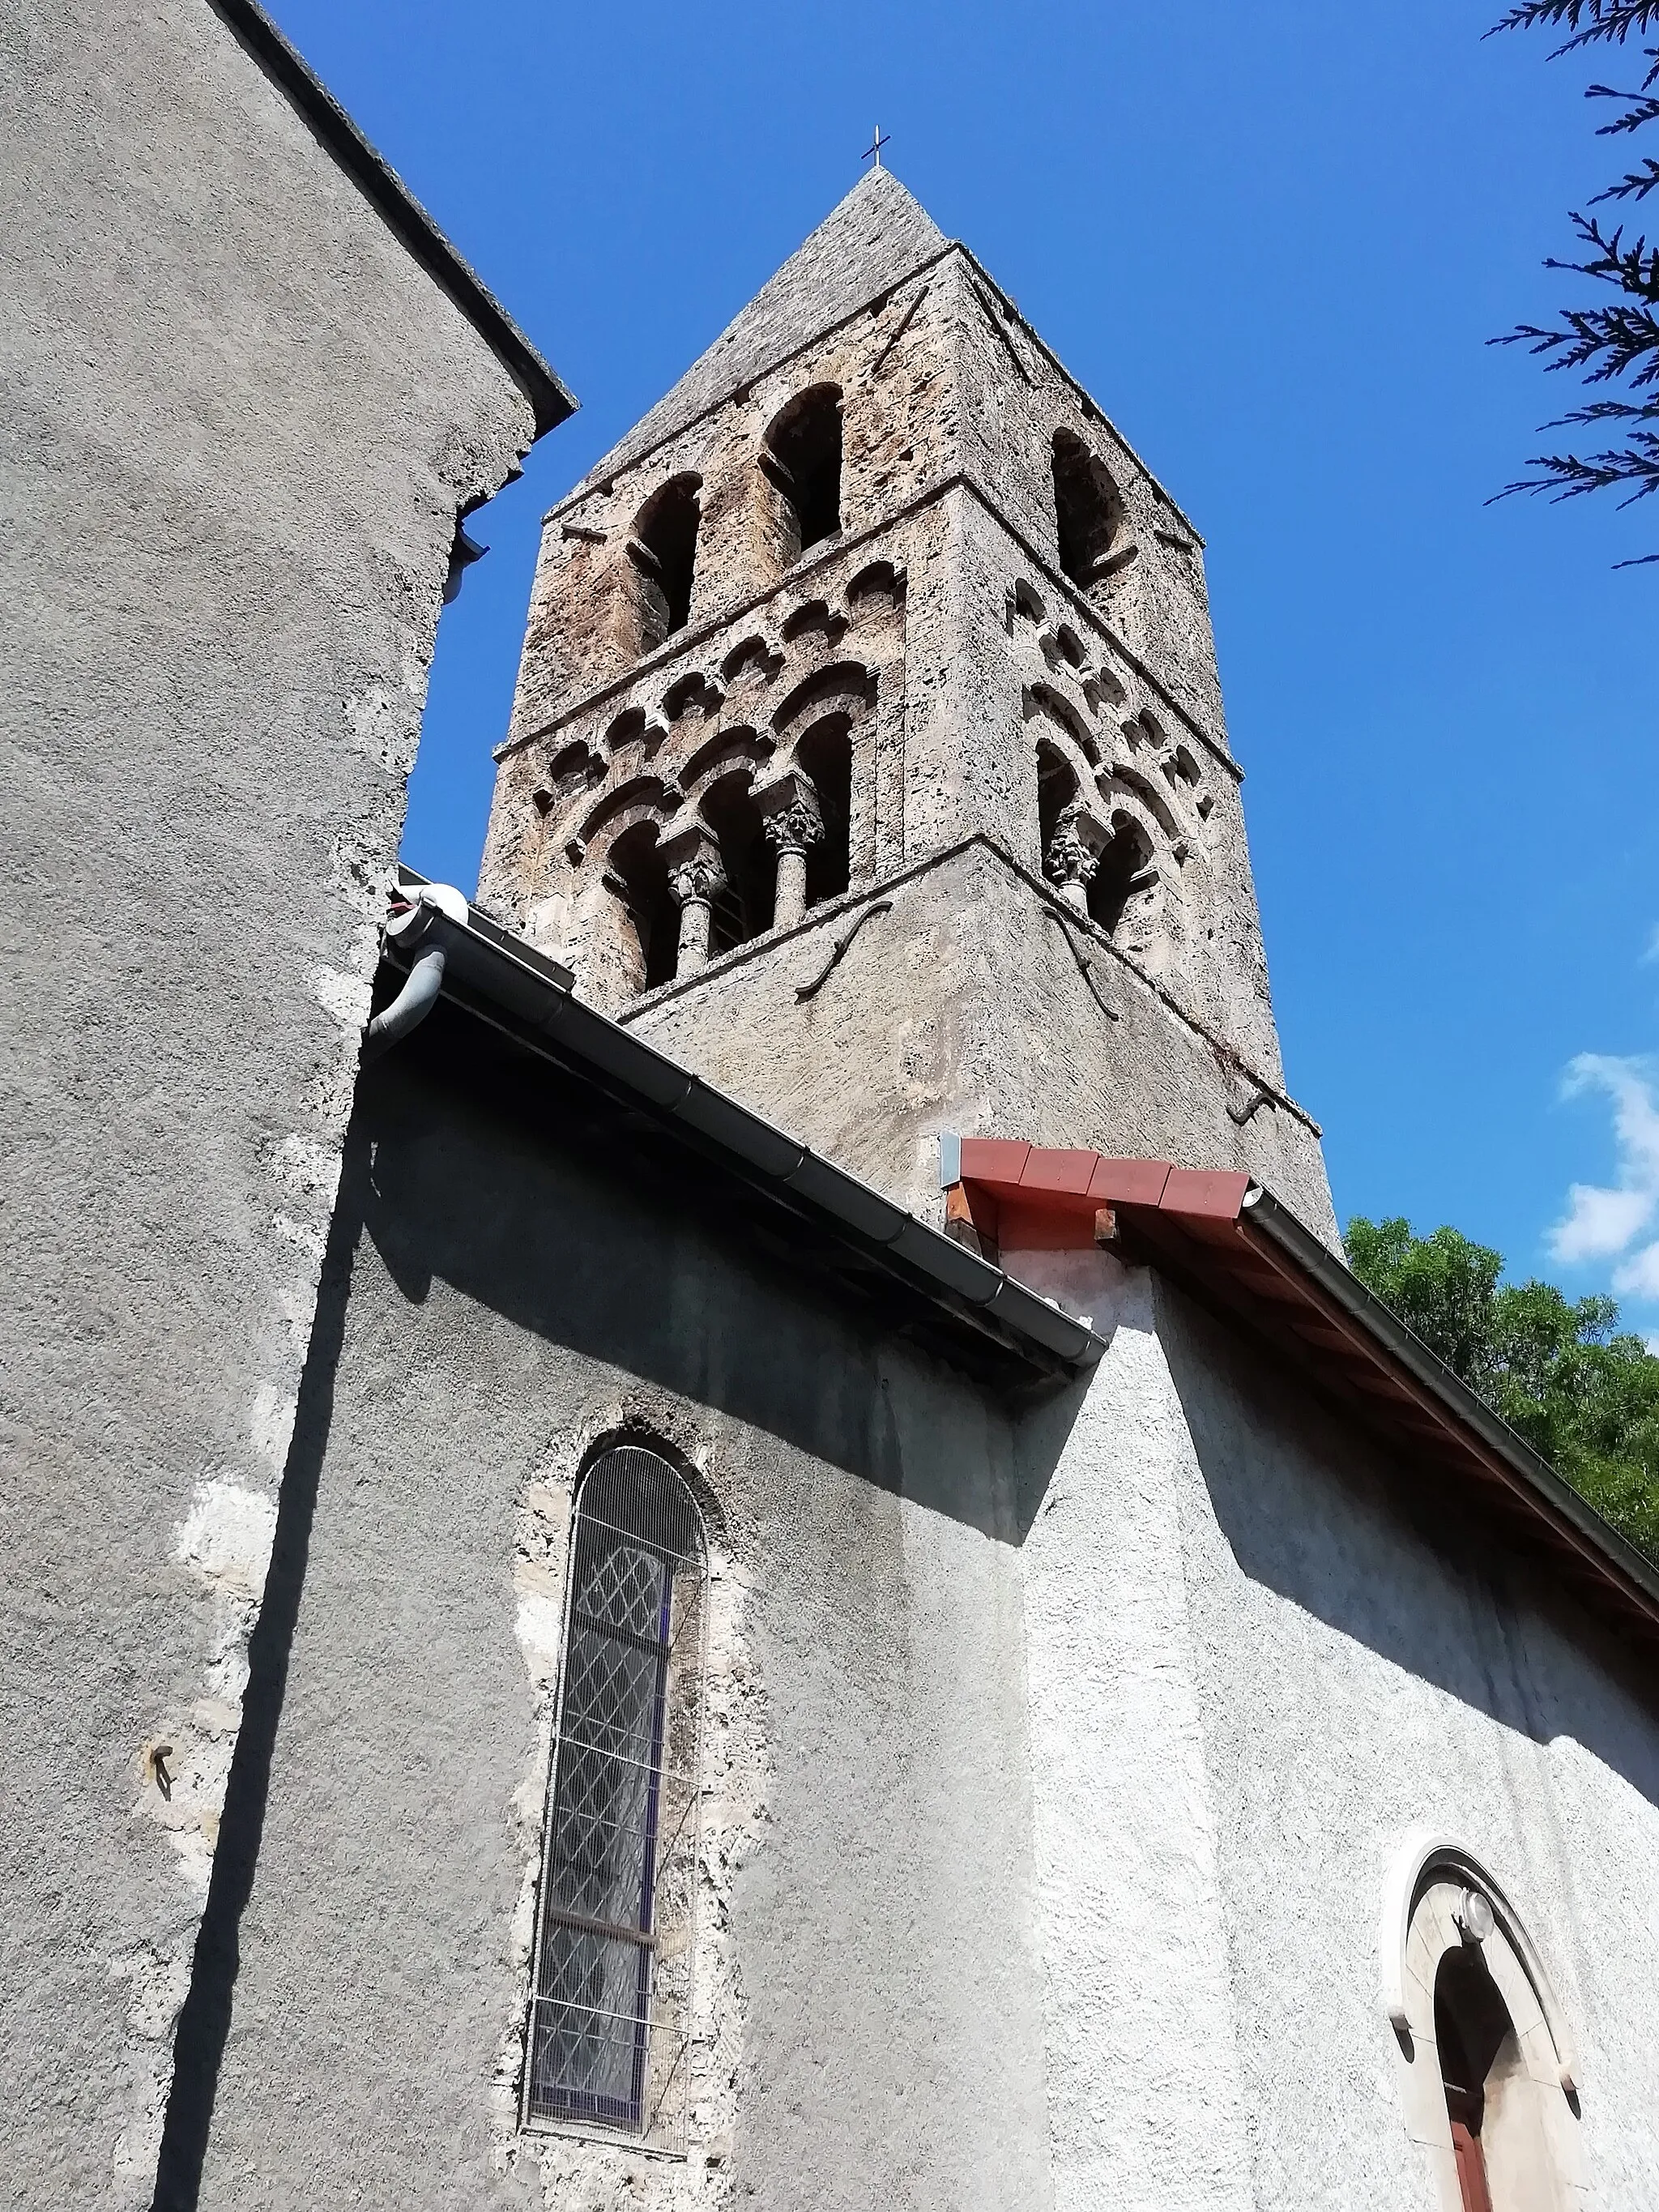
[608,822,680,990]
[1051,428,1127,595]
[627,475,702,655]
[1087,814,1154,939]
[1036,740,1081,876]
[793,715,853,908]
[525,1445,706,2142]
[761,385,842,568]
[700,775,774,955]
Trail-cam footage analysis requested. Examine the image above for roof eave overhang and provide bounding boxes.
[950,1137,1659,1657]
[375,885,1105,1385]
[211,0,575,438]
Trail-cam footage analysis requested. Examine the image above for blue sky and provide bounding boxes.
[269,0,1658,1326]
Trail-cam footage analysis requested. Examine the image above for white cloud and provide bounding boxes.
[1644,924,1659,967]
[1553,1181,1653,1262]
[1549,1055,1659,1266]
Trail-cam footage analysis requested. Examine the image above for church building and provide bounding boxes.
[5,11,1658,2211]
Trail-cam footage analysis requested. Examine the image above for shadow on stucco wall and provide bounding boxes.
[147,1010,1077,2205]
[149,1143,368,2210]
[348,1005,1071,1546]
[1158,1279,1659,1816]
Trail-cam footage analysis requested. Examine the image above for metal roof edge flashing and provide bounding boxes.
[1242,1186,1659,1612]
[373,903,1103,1379]
[209,0,574,438]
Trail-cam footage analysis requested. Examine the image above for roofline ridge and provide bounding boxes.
[209,0,575,439]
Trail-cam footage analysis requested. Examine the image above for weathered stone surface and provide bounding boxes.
[584,168,947,487]
[625,839,1335,1241]
[0,3,543,2198]
[480,171,1325,1234]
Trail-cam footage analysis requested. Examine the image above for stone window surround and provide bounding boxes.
[522,1443,710,2155]
[1380,1827,1588,2212]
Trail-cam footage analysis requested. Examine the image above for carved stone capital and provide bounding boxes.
[667,854,726,907]
[762,799,825,856]
[659,827,727,909]
[1043,807,1099,892]
[755,769,825,856]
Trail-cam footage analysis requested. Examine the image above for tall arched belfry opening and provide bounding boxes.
[481,167,1333,1236]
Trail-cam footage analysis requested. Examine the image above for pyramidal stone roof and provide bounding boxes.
[582,168,949,488]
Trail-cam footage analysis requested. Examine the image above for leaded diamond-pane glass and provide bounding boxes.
[527,1448,703,2134]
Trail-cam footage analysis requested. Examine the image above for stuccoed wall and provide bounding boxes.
[1012,1241,1659,2212]
[194,1016,1054,2212]
[0,2,537,2198]
[625,840,1336,1243]
[182,1018,1654,2208]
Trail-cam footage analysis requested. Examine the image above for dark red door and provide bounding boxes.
[1450,2116,1495,2212]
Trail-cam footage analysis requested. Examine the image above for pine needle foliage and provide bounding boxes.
[1489,1,1659,557]
[1346,1215,1659,1564]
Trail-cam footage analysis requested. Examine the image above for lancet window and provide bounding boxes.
[525,1445,707,2142]
[1085,812,1155,939]
[699,775,774,955]
[761,385,842,568]
[1051,428,1128,596]
[627,475,702,656]
[608,823,680,991]
[791,716,852,908]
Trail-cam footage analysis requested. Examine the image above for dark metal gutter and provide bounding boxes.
[209,0,576,438]
[1241,1185,1659,1620]
[949,1135,1659,1644]
[380,878,1104,1381]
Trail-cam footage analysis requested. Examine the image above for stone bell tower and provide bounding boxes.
[480,169,1335,1240]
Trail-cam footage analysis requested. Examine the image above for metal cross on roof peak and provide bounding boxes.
[863,125,891,171]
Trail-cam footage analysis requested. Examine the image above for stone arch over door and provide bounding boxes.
[1380,1830,1586,2212]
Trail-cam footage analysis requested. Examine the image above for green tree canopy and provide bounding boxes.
[1346,1215,1659,1562]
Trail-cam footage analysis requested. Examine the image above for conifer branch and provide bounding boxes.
[1488,2,1659,58]
[1491,6,1659,549]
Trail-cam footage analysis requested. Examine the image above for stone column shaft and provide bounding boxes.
[676,894,714,972]
[773,844,810,930]
[756,769,825,933]
[663,829,727,980]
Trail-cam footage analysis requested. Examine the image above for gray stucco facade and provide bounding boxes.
[0,3,568,2199]
[174,1002,1659,2211]
[6,38,1656,2212]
